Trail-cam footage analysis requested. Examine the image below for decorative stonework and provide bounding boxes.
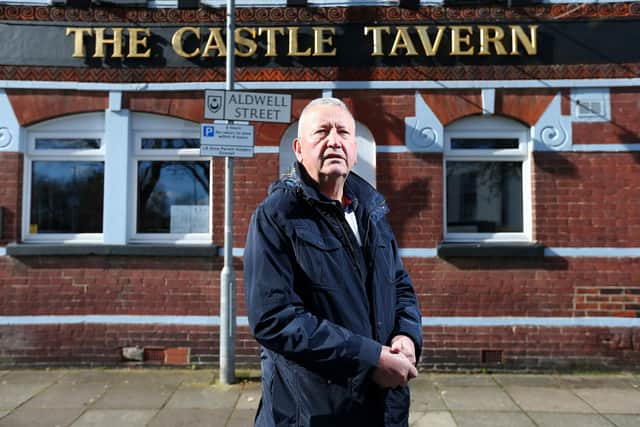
[532,93,572,151]
[405,92,443,153]
[2,3,640,23]
[0,89,20,152]
[539,124,568,149]
[0,127,12,149]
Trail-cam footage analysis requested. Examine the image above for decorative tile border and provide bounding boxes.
[2,63,640,83]
[2,3,640,23]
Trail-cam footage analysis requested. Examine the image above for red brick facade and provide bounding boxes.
[1,4,639,370]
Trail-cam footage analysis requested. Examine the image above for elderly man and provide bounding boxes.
[243,97,422,427]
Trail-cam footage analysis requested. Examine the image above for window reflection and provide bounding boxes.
[30,161,104,233]
[137,161,210,233]
[141,138,200,149]
[447,161,522,233]
[35,139,100,150]
[451,138,519,150]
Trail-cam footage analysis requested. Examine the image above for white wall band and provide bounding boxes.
[0,315,638,328]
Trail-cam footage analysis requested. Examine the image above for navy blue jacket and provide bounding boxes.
[243,164,422,427]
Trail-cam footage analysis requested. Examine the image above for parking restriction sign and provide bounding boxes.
[200,123,254,158]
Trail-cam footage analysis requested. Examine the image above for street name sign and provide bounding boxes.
[200,123,254,158]
[204,90,292,123]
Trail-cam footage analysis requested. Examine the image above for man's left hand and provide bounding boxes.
[390,335,416,366]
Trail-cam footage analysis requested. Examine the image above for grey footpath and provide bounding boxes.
[0,369,639,427]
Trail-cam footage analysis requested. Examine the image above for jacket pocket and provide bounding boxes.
[292,225,343,290]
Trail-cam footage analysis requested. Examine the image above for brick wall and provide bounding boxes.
[409,258,640,318]
[1,88,639,370]
[2,323,639,371]
[6,90,108,126]
[573,88,640,144]
[575,286,640,318]
[423,326,640,371]
[0,152,21,246]
[534,152,640,247]
[377,153,443,247]
[0,324,260,367]
[0,255,237,316]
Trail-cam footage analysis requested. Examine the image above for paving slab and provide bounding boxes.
[0,410,9,419]
[0,407,84,427]
[1,370,65,385]
[234,386,261,410]
[410,382,448,412]
[147,408,232,427]
[165,384,240,410]
[70,409,157,427]
[0,383,50,410]
[452,411,536,427]
[573,388,640,414]
[21,382,109,409]
[409,411,457,427]
[604,414,640,427]
[430,374,497,387]
[529,412,616,427]
[492,374,564,388]
[226,409,256,427]
[560,375,640,389]
[56,370,133,386]
[505,386,595,413]
[92,383,174,409]
[439,386,519,411]
[118,370,213,387]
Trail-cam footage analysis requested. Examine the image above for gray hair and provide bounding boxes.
[297,97,354,138]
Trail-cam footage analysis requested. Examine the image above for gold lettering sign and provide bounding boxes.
[364,25,538,56]
[65,24,538,60]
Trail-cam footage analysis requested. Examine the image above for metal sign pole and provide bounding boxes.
[219,0,236,385]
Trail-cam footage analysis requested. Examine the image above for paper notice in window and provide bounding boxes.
[170,205,209,233]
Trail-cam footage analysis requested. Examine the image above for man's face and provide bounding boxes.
[293,103,357,184]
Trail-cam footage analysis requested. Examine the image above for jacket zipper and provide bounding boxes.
[363,199,386,341]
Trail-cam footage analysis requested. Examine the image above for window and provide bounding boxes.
[23,114,105,243]
[444,116,531,242]
[130,113,210,243]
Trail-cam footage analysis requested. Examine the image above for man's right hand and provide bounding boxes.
[371,346,418,388]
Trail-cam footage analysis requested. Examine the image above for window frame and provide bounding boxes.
[22,114,105,243]
[129,114,212,244]
[443,116,532,243]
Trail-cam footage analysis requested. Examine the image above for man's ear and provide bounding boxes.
[293,138,303,162]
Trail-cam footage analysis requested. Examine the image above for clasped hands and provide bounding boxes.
[371,335,418,389]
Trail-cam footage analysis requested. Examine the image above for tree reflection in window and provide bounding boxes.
[141,138,200,150]
[447,161,522,233]
[137,161,210,233]
[30,161,104,233]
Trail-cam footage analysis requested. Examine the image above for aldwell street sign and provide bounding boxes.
[200,123,255,158]
[204,90,292,123]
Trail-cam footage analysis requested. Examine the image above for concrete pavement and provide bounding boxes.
[0,369,639,427]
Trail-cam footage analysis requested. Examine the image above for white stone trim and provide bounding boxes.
[481,88,496,115]
[103,109,130,245]
[532,92,572,151]
[0,315,638,328]
[255,144,640,153]
[0,89,22,153]
[405,91,443,153]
